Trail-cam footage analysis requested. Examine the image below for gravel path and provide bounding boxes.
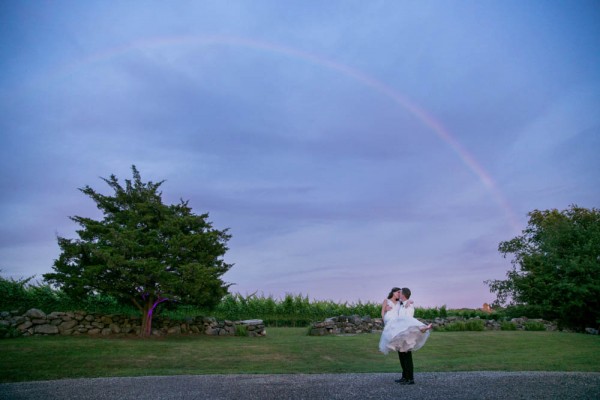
[1,372,599,400]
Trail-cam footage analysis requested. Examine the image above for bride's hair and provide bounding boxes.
[387,287,401,299]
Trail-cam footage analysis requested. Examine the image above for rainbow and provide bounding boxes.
[52,35,520,230]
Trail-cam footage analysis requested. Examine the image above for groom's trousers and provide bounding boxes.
[398,351,414,380]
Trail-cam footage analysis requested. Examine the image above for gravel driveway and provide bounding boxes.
[1,372,599,400]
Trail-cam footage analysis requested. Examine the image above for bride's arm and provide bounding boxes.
[404,301,415,318]
[381,299,391,318]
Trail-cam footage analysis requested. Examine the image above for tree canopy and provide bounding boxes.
[486,205,600,330]
[44,166,233,336]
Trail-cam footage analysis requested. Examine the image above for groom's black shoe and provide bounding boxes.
[400,379,415,385]
[394,378,408,383]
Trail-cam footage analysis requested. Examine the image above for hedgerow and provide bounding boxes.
[1,273,508,326]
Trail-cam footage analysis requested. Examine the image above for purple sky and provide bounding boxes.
[1,1,599,308]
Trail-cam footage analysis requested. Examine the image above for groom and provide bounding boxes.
[396,287,415,385]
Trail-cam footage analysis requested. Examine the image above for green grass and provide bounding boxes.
[0,329,598,383]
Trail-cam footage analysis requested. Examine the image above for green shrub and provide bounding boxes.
[448,309,494,320]
[524,321,546,331]
[502,305,545,320]
[0,325,21,339]
[464,319,485,331]
[0,274,35,312]
[439,305,448,318]
[485,312,499,320]
[416,305,448,319]
[437,321,466,331]
[437,319,485,332]
[235,324,248,336]
[500,321,517,331]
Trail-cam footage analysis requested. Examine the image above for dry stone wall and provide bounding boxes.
[0,309,266,337]
[308,315,560,335]
[309,315,384,336]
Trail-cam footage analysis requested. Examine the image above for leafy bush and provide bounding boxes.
[235,324,248,336]
[1,273,65,312]
[500,321,517,330]
[464,319,485,331]
[524,321,546,331]
[439,305,448,318]
[485,312,503,321]
[447,308,497,320]
[0,274,35,312]
[0,274,140,315]
[501,305,545,320]
[437,319,485,332]
[438,321,466,331]
[416,305,447,319]
[0,325,21,339]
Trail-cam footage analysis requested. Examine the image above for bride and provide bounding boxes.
[379,287,432,354]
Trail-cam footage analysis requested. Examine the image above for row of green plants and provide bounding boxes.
[0,275,131,315]
[435,319,547,332]
[187,293,446,326]
[0,274,540,327]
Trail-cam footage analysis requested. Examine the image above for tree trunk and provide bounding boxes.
[137,296,169,337]
[140,299,154,337]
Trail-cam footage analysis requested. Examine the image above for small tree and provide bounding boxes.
[44,166,233,336]
[486,205,600,330]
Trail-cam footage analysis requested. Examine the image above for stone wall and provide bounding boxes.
[309,315,384,336]
[432,316,558,331]
[0,309,266,338]
[308,315,560,335]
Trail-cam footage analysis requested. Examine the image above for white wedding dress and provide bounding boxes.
[378,299,431,354]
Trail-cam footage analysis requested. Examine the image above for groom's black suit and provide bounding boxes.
[398,350,414,380]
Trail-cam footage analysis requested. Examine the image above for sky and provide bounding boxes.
[1,1,599,309]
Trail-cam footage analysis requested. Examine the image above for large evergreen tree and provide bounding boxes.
[44,166,232,336]
[486,205,600,330]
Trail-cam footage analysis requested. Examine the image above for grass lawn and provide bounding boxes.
[1,328,598,383]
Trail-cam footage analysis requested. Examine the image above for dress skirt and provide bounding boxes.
[379,316,431,354]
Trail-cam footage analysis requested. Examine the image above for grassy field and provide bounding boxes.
[1,328,599,383]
